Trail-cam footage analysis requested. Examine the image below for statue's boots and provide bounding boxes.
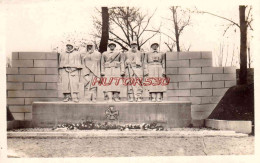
[128,94,134,102]
[114,92,120,102]
[73,98,79,103]
[63,94,70,102]
[156,93,162,102]
[137,97,142,102]
[151,93,156,102]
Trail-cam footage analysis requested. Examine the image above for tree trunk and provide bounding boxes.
[238,5,247,85]
[99,7,109,53]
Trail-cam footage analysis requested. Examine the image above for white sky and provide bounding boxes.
[0,0,257,67]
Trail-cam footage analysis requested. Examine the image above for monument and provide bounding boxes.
[32,41,192,128]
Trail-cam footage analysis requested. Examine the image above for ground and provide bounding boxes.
[7,136,254,157]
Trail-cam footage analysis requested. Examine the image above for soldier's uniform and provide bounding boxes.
[124,41,145,102]
[81,42,101,102]
[144,43,166,102]
[59,43,82,102]
[101,42,125,102]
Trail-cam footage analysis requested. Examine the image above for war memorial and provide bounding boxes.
[6,40,238,129]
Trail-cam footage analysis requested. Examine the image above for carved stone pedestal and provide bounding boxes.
[32,101,191,128]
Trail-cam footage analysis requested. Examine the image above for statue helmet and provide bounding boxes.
[86,41,94,47]
[108,42,116,47]
[150,42,159,47]
[130,40,138,46]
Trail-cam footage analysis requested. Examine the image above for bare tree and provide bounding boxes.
[162,6,191,52]
[93,7,160,50]
[99,7,109,53]
[196,6,253,85]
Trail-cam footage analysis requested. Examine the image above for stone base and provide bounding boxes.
[205,119,252,134]
[32,101,191,128]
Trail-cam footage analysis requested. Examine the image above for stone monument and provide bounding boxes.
[32,41,192,128]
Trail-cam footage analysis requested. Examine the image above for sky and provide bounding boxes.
[0,0,257,67]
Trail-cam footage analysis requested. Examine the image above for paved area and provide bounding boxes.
[7,135,254,157]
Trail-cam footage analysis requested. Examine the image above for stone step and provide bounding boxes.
[7,130,248,138]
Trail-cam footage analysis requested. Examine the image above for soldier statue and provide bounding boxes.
[101,42,125,102]
[144,42,166,102]
[124,41,145,102]
[81,42,101,102]
[58,43,82,102]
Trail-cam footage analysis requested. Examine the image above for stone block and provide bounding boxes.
[24,83,46,90]
[167,97,179,101]
[32,101,191,128]
[9,105,32,113]
[191,119,205,127]
[25,98,59,105]
[46,53,58,59]
[191,104,216,112]
[166,52,178,60]
[166,60,189,68]
[25,113,32,120]
[202,81,224,88]
[35,75,58,82]
[179,82,201,89]
[191,89,212,96]
[191,111,212,120]
[167,82,178,89]
[201,96,222,104]
[179,97,201,104]
[12,52,19,59]
[213,74,236,81]
[205,119,252,134]
[224,67,236,73]
[178,68,201,74]
[7,83,23,90]
[7,98,24,105]
[7,75,34,82]
[34,60,58,67]
[166,68,178,75]
[19,68,45,74]
[225,81,236,87]
[178,52,201,59]
[46,68,58,74]
[167,90,190,96]
[19,52,46,59]
[213,88,228,96]
[168,75,189,82]
[8,90,58,98]
[202,67,223,74]
[12,113,24,120]
[12,60,33,68]
[47,83,58,90]
[190,59,212,67]
[6,68,19,74]
[190,74,212,81]
[201,51,212,59]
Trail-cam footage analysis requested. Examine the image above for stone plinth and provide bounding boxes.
[32,101,191,128]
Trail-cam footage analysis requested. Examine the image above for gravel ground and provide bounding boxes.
[7,136,254,157]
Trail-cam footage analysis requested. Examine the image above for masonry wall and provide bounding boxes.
[7,51,237,126]
[7,52,59,120]
[166,52,236,126]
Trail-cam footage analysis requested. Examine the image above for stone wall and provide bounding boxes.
[6,52,59,120]
[6,51,237,127]
[165,52,236,126]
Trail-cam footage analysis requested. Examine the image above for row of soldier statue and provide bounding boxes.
[58,41,167,103]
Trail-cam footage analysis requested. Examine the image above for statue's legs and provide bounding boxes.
[113,92,120,102]
[151,92,156,102]
[90,87,97,102]
[107,91,113,102]
[156,92,162,102]
[72,93,79,103]
[63,93,70,102]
